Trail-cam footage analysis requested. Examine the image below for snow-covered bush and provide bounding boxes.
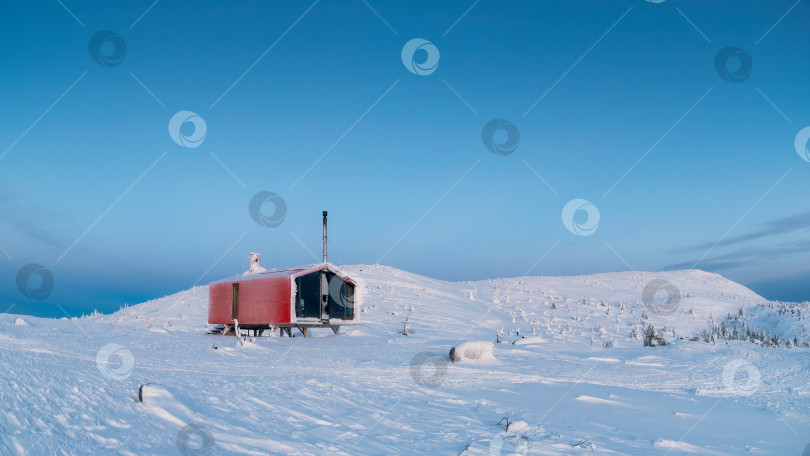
[490,416,530,455]
[643,325,667,347]
[398,316,414,336]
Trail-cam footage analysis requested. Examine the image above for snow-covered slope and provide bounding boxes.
[2,265,808,455]
[90,285,210,333]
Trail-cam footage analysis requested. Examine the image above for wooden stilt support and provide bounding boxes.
[298,327,310,338]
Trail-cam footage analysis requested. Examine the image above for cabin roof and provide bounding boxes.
[210,263,352,285]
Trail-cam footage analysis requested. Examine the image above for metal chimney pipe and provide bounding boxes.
[322,211,328,263]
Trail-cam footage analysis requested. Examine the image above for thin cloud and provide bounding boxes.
[665,239,810,271]
[669,212,810,254]
[0,187,65,249]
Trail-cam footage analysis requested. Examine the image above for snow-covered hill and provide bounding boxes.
[2,265,809,455]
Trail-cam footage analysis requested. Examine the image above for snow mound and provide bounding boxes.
[13,317,28,326]
[450,341,494,362]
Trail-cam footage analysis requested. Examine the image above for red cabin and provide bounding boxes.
[208,262,360,336]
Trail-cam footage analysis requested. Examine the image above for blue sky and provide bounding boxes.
[1,0,808,317]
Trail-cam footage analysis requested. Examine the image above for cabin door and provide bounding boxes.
[231,283,239,320]
[320,272,329,321]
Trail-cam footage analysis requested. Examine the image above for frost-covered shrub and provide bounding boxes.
[398,316,414,336]
[643,325,667,347]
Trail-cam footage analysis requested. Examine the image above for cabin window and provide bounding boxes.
[295,273,321,318]
[326,273,355,320]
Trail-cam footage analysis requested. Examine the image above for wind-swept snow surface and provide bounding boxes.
[1,265,809,455]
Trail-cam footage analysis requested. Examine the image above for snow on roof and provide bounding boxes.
[209,263,354,285]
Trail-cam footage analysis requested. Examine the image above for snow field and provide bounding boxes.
[0,264,807,454]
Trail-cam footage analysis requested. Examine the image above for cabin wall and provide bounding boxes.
[208,276,292,325]
[208,283,232,324]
